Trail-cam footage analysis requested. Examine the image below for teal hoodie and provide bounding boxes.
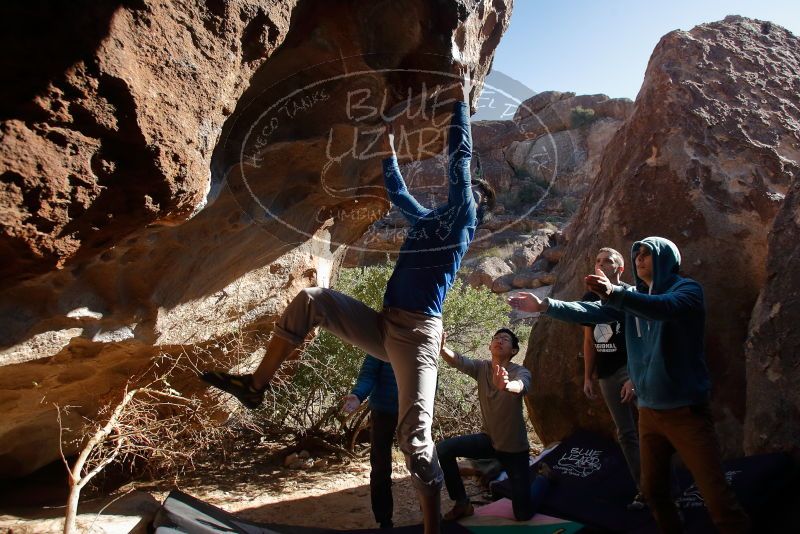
[545,237,711,409]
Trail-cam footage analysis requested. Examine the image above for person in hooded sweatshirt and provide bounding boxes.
[508,237,750,534]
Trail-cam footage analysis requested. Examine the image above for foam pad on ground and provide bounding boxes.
[491,429,794,533]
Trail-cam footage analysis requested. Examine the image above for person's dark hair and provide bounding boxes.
[473,177,496,225]
[493,328,520,352]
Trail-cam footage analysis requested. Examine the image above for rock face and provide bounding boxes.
[343,92,631,267]
[524,16,800,455]
[0,0,512,477]
[466,256,512,290]
[744,177,800,456]
[463,227,560,294]
[506,92,633,197]
[0,0,297,286]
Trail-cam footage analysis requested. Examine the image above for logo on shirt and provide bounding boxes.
[554,447,602,477]
[675,470,741,508]
[593,323,621,352]
[594,324,614,343]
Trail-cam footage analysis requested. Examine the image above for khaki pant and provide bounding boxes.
[274,287,444,494]
[639,405,750,534]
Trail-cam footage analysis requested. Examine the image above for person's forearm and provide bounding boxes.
[447,101,471,161]
[440,347,459,368]
[606,282,703,320]
[351,380,373,402]
[447,102,473,205]
[546,298,622,325]
[382,157,428,223]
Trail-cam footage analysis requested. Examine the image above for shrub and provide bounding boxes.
[570,106,597,128]
[58,350,232,532]
[499,178,546,213]
[258,263,520,445]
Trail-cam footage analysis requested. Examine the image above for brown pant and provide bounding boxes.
[639,404,750,534]
[273,287,444,495]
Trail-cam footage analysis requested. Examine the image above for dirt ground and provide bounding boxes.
[0,435,543,533]
[153,438,518,530]
[178,453,469,530]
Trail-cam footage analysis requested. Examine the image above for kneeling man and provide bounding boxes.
[437,328,552,521]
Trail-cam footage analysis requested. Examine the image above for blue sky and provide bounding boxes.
[491,0,800,101]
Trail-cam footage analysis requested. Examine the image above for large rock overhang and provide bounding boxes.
[0,0,513,478]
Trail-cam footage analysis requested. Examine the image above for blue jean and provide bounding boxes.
[436,433,549,521]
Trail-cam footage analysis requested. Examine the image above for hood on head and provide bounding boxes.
[630,236,681,293]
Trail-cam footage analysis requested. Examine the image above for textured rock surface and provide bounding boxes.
[0,0,512,477]
[466,256,512,289]
[0,0,298,286]
[744,176,800,456]
[524,16,800,454]
[343,91,629,267]
[477,91,632,203]
[506,116,626,197]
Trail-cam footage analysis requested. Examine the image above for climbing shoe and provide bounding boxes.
[200,371,266,409]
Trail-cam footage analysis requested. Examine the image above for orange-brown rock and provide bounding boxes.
[524,16,800,455]
[0,0,513,477]
[513,91,574,122]
[514,93,633,142]
[343,90,628,268]
[505,96,632,198]
[1,0,298,287]
[466,256,513,290]
[744,177,800,456]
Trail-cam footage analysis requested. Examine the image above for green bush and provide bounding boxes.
[499,178,546,213]
[570,106,597,128]
[259,263,521,444]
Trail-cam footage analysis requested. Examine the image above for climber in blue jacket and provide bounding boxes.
[203,68,496,534]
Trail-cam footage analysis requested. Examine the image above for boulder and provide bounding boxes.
[513,91,575,121]
[510,247,539,271]
[0,0,513,477]
[471,119,525,152]
[491,273,515,294]
[506,116,630,198]
[506,130,583,186]
[744,177,800,456]
[509,230,553,270]
[466,257,513,290]
[1,0,297,286]
[542,245,565,264]
[539,273,556,286]
[511,270,545,289]
[524,16,800,455]
[515,93,633,140]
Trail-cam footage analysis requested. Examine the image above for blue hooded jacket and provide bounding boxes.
[351,355,399,414]
[545,237,711,409]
